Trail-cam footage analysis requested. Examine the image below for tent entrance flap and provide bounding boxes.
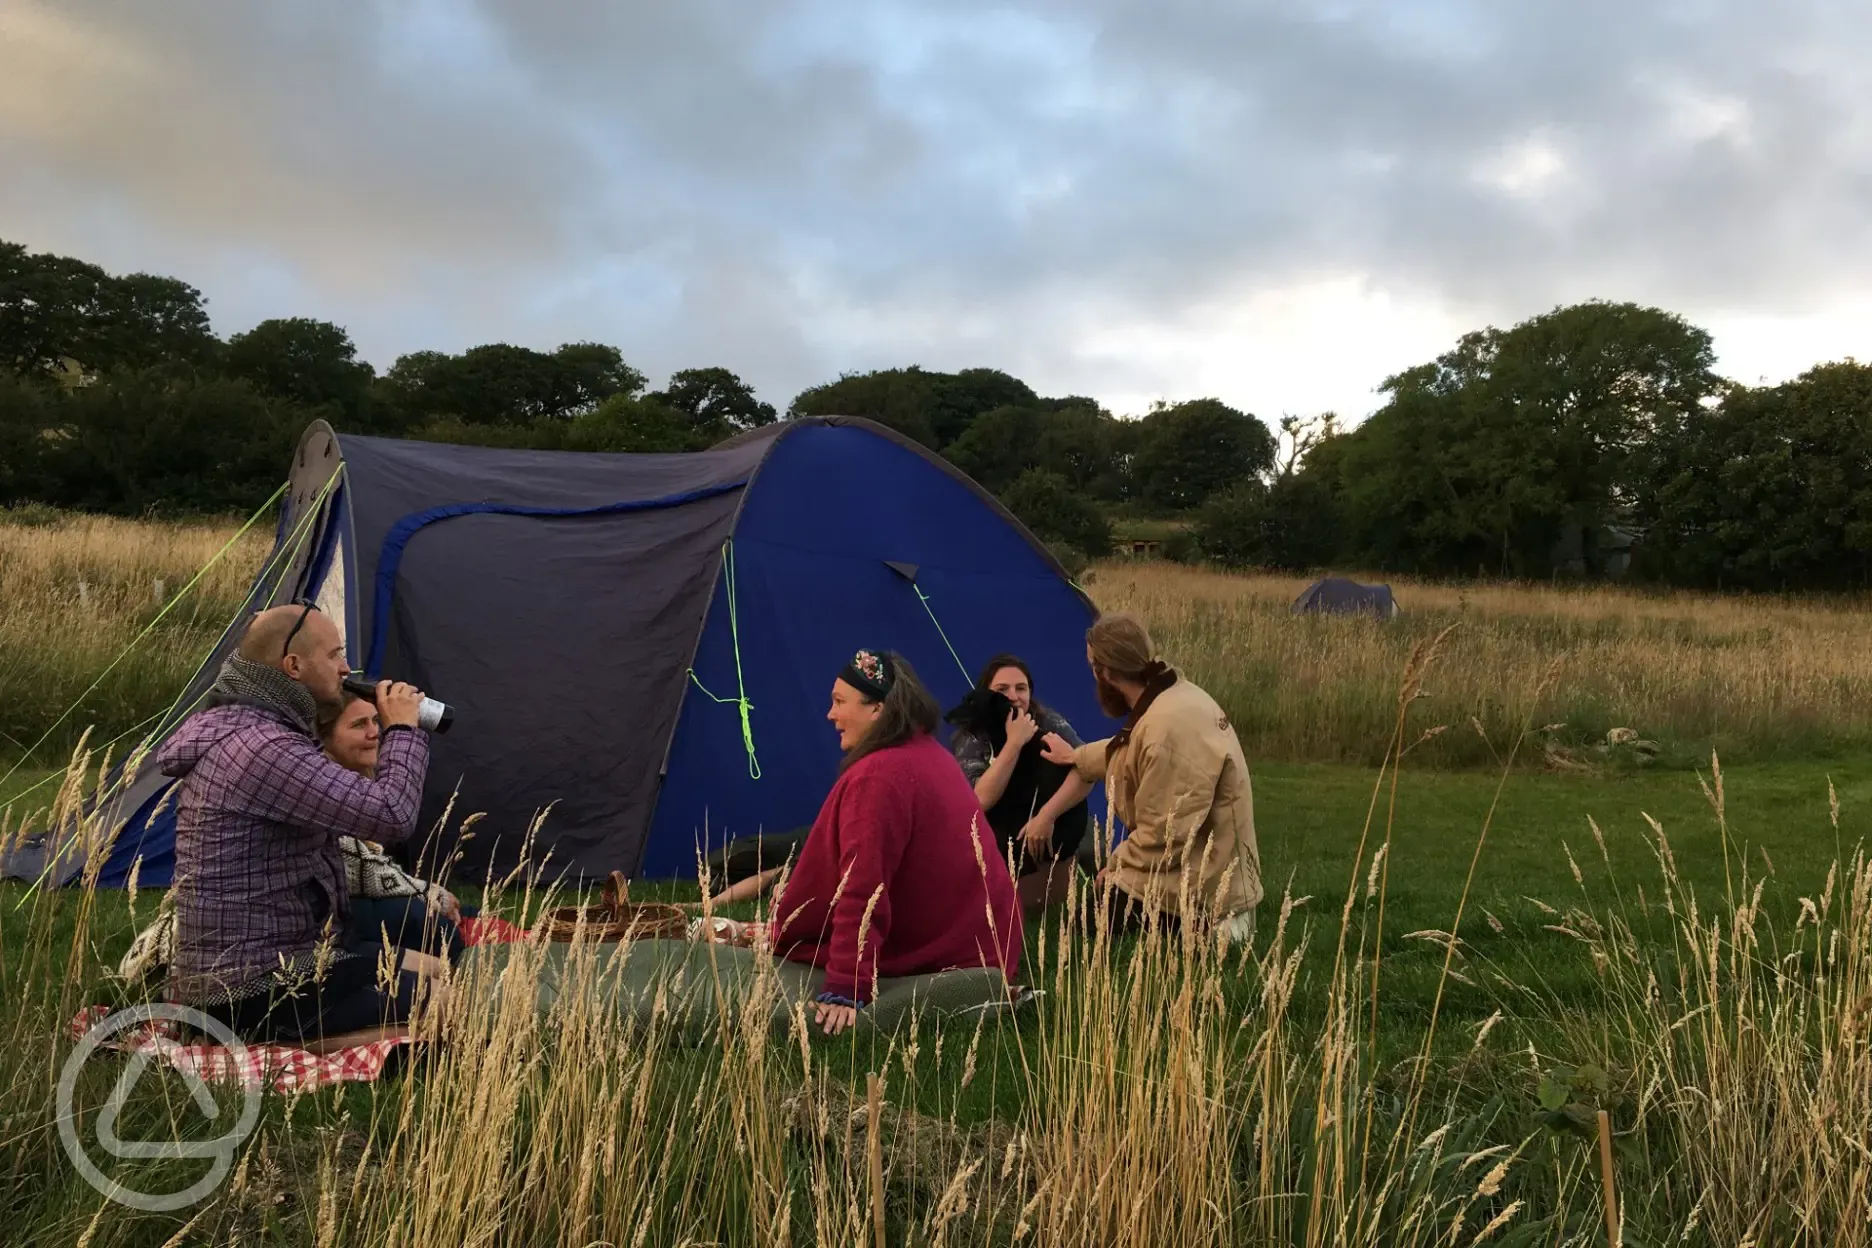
[364,482,748,677]
[369,487,748,883]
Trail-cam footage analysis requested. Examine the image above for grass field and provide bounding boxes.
[9,506,1872,774]
[5,509,1872,1243]
[0,508,271,770]
[1095,561,1872,767]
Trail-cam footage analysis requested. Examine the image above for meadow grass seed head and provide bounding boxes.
[1470,1198,1523,1244]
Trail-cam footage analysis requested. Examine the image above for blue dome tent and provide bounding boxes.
[11,417,1106,889]
[1291,576,1399,619]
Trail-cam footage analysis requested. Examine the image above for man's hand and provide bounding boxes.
[376,680,425,731]
[1039,733,1076,767]
[1005,707,1039,750]
[814,1001,859,1036]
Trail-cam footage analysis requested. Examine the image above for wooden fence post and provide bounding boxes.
[1596,1109,1619,1246]
[868,1072,886,1248]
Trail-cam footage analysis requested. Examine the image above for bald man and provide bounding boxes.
[156,602,439,1052]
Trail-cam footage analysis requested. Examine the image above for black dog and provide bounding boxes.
[944,687,1089,871]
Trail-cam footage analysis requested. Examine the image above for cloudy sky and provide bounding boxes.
[3,0,1869,423]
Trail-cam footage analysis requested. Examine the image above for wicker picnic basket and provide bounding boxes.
[541,871,689,943]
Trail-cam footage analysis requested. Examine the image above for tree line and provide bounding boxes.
[5,237,1872,592]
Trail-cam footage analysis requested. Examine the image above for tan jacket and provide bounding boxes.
[1073,675,1262,919]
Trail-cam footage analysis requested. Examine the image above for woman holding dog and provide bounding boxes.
[947,654,1090,907]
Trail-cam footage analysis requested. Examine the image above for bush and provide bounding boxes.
[1046,541,1091,581]
[0,502,66,527]
[1162,531,1200,564]
[1002,469,1113,558]
[1195,474,1342,571]
[1193,482,1270,568]
[21,371,304,515]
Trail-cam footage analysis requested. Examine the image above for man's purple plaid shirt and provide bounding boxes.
[157,704,429,1002]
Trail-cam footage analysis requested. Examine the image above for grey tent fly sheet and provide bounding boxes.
[1290,577,1400,619]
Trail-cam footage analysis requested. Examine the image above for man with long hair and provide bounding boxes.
[1022,613,1262,933]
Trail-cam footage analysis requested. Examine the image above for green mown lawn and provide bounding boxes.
[10,755,1862,1073]
[6,756,1863,1243]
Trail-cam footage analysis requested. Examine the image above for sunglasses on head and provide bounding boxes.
[281,598,321,659]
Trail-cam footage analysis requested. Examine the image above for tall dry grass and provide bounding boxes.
[8,639,1871,1245]
[1095,561,1872,766]
[0,509,271,767]
[8,509,1872,775]
[8,516,1872,1242]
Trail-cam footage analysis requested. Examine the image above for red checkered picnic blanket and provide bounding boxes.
[67,1004,411,1094]
[457,913,528,945]
[70,911,765,1093]
[67,911,531,1094]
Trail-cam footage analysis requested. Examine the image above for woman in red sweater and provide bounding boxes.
[774,648,1023,1035]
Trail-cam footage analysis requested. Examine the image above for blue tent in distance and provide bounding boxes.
[1291,576,1400,619]
[14,417,1107,889]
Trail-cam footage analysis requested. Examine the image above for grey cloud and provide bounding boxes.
[3,0,1869,414]
[0,2,589,278]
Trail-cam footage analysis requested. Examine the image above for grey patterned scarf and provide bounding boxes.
[207,655,321,737]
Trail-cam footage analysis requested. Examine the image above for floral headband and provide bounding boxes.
[839,648,895,701]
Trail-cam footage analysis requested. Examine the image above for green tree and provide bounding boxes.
[108,273,219,370]
[1001,468,1113,558]
[789,366,1039,449]
[1634,362,1872,590]
[225,318,375,414]
[936,369,1040,448]
[384,342,644,426]
[1332,301,1723,578]
[407,393,697,455]
[943,405,1045,492]
[0,371,53,503]
[650,367,776,442]
[0,240,95,374]
[33,372,302,514]
[1275,413,1338,478]
[1034,402,1132,500]
[1131,399,1274,511]
[562,394,698,453]
[551,342,648,415]
[0,241,218,377]
[1195,472,1343,571]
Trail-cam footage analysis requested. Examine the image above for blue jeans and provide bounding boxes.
[347,895,477,960]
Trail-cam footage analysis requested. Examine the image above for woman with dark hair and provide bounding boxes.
[117,690,475,999]
[321,692,478,959]
[946,654,1089,907]
[772,648,1023,1035]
